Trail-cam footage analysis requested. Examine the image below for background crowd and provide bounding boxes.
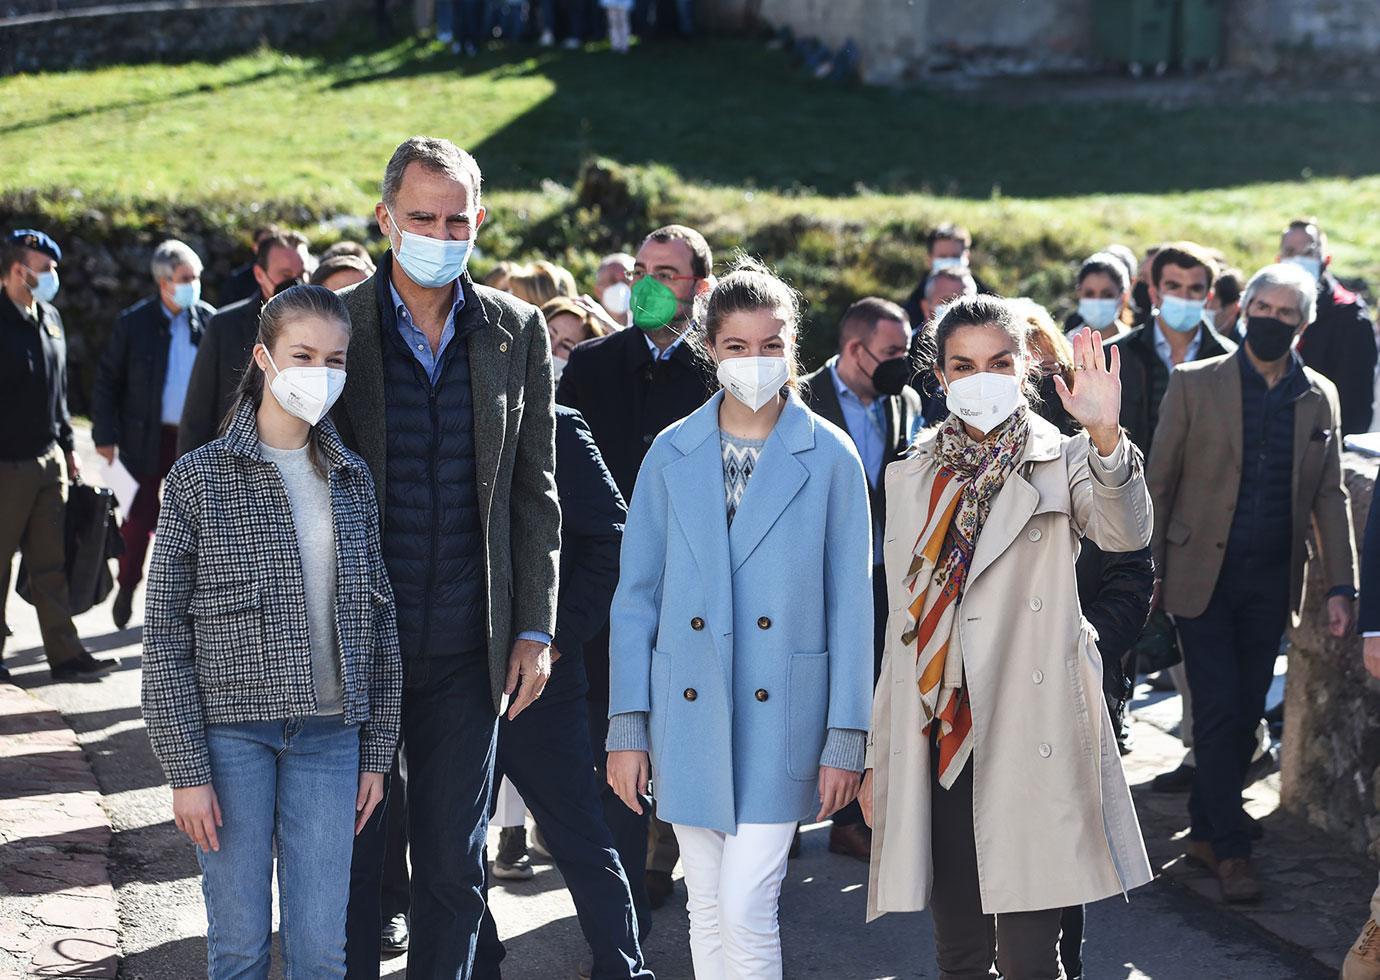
[3,129,1380,979]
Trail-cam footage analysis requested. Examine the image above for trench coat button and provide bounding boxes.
[1029,596,1043,612]
[500,342,509,352]
[1038,743,1052,758]
[684,688,698,701]
[1032,669,1044,685]
[1028,527,1042,542]
[691,617,705,631]
[757,616,772,630]
[755,689,769,702]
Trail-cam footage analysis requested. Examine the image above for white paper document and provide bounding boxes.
[98,456,141,517]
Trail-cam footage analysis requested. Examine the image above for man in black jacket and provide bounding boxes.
[474,405,651,979]
[900,221,994,325]
[1107,241,1236,457]
[801,296,922,860]
[1280,217,1377,435]
[555,223,715,919]
[177,230,308,455]
[93,240,216,628]
[216,224,285,306]
[0,230,112,682]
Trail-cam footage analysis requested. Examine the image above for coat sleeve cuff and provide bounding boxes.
[605,711,650,753]
[820,727,867,773]
[360,732,397,773]
[164,753,214,790]
[1088,436,1131,487]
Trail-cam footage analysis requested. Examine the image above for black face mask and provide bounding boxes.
[1244,315,1297,362]
[870,356,913,397]
[273,276,305,296]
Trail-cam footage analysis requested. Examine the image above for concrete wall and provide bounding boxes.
[1283,455,1380,861]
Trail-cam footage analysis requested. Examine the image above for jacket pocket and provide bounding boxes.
[1166,519,1192,546]
[785,651,830,781]
[189,583,265,689]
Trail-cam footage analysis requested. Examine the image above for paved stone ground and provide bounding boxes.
[0,426,1367,980]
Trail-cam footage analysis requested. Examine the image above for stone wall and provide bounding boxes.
[1282,454,1380,860]
[0,0,373,74]
[700,0,1380,82]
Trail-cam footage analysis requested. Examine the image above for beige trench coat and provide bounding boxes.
[866,415,1155,920]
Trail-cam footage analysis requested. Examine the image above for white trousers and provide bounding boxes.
[672,821,796,980]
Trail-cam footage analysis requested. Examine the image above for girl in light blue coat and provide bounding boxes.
[607,257,874,979]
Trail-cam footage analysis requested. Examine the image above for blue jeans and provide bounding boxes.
[474,657,651,979]
[198,716,360,980]
[402,653,499,979]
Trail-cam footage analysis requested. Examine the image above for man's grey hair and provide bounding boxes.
[150,239,202,282]
[598,252,635,274]
[1242,262,1319,326]
[382,136,483,209]
[925,267,978,299]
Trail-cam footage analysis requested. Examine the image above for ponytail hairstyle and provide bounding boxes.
[693,253,804,389]
[219,283,352,476]
[913,295,1039,403]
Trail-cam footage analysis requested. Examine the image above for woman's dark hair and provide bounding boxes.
[219,284,351,474]
[693,253,803,388]
[913,295,1038,402]
[1076,252,1131,295]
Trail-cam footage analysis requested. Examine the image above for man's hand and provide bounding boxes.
[859,769,874,828]
[816,766,862,822]
[65,451,83,483]
[607,750,650,815]
[95,445,116,466]
[1364,635,1380,681]
[504,637,552,720]
[1327,594,1354,639]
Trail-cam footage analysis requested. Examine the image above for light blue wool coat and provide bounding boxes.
[609,391,874,833]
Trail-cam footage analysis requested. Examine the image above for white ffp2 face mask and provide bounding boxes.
[944,371,1023,435]
[264,348,347,426]
[717,356,789,412]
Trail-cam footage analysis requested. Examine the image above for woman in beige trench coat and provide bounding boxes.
[859,297,1154,980]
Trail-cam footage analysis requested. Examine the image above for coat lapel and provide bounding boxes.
[966,417,1060,589]
[727,397,813,572]
[339,270,390,506]
[465,286,512,503]
[1291,371,1325,520]
[1210,353,1244,472]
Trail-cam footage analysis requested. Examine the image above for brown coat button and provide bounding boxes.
[691,617,705,631]
[755,689,769,702]
[757,616,772,630]
[683,688,698,701]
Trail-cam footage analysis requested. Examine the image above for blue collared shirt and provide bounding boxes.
[830,364,887,563]
[390,280,463,384]
[161,303,198,425]
[1153,321,1203,373]
[388,277,552,648]
[645,330,686,362]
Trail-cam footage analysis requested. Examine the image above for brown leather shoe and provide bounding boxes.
[1217,857,1262,903]
[828,822,872,862]
[1183,839,1218,873]
[1343,918,1380,980]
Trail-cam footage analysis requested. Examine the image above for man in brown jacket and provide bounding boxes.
[1149,261,1357,904]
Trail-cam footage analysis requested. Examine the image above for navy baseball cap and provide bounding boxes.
[7,229,62,263]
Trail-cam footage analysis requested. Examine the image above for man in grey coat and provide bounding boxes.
[333,136,561,980]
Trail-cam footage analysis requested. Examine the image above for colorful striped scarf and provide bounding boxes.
[901,408,1030,788]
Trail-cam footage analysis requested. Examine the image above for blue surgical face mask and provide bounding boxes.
[1078,297,1120,330]
[388,208,474,289]
[1283,254,1323,281]
[171,280,201,311]
[931,255,965,273]
[28,267,59,304]
[1158,294,1205,333]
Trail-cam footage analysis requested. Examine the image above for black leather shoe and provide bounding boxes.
[112,586,134,630]
[1151,762,1196,793]
[645,870,674,910]
[380,912,409,955]
[50,652,117,682]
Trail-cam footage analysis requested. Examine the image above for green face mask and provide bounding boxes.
[631,275,682,331]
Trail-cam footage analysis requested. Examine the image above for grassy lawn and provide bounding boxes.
[2,33,1378,307]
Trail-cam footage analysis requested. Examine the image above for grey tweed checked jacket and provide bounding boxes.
[142,399,403,788]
